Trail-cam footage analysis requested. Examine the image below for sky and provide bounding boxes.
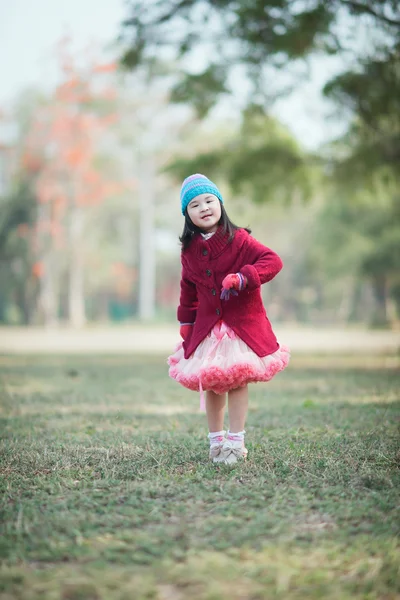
[0,0,348,150]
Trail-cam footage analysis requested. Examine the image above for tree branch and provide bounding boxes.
[339,0,400,27]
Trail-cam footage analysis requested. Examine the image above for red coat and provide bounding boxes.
[178,226,283,359]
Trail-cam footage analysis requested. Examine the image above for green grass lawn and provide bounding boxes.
[0,353,399,600]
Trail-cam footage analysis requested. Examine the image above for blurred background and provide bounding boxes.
[1,0,399,336]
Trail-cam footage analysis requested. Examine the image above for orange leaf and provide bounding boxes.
[32,262,44,278]
[93,62,117,73]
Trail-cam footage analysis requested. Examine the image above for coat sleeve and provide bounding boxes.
[177,257,198,323]
[239,234,283,291]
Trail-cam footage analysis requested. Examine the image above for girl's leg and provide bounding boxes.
[206,390,227,462]
[206,390,226,432]
[216,385,248,464]
[227,385,248,432]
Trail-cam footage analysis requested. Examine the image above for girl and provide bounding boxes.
[168,174,290,465]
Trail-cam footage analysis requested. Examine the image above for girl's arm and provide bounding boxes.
[239,235,283,290]
[177,260,199,324]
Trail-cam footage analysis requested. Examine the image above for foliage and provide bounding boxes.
[323,51,400,176]
[120,0,400,196]
[171,64,229,119]
[120,1,400,114]
[0,182,38,324]
[303,165,400,323]
[0,181,36,253]
[23,48,120,210]
[317,47,400,324]
[167,104,316,203]
[0,353,399,598]
[16,42,124,326]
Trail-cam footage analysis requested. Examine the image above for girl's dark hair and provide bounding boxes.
[179,203,251,251]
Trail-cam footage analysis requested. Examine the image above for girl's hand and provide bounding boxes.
[220,273,247,300]
[180,323,193,340]
[222,273,241,291]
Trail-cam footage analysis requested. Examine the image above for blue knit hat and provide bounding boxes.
[180,173,223,215]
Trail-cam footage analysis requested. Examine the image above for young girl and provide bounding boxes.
[168,174,290,465]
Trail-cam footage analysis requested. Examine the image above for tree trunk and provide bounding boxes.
[138,157,155,320]
[68,205,86,328]
[370,274,388,327]
[39,252,59,327]
[337,277,356,323]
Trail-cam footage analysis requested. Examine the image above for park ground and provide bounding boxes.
[0,327,399,599]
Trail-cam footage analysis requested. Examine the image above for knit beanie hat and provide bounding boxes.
[180,173,223,215]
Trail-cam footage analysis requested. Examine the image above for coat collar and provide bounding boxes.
[188,225,232,260]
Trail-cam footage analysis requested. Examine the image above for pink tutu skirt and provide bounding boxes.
[168,321,290,397]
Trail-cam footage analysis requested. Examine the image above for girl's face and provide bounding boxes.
[187,193,222,233]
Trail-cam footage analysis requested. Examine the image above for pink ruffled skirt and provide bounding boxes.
[168,321,290,398]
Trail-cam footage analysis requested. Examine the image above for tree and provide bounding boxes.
[0,181,38,324]
[119,0,400,331]
[323,50,400,172]
[165,103,315,203]
[120,2,399,107]
[319,44,400,325]
[22,41,120,326]
[309,182,400,325]
[120,1,400,182]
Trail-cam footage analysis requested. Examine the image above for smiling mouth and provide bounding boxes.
[202,214,212,219]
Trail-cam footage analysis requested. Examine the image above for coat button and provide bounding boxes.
[202,249,208,256]
[206,269,211,276]
[216,308,220,316]
[211,288,216,296]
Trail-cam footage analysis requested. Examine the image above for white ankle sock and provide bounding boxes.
[227,430,245,442]
[208,430,226,446]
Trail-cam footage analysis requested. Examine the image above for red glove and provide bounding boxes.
[180,324,193,340]
[221,273,247,301]
[222,273,240,291]
[221,273,247,291]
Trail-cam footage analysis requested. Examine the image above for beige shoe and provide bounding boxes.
[217,439,248,465]
[209,442,225,462]
[208,431,226,463]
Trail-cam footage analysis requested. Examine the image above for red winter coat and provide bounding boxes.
[177,226,283,359]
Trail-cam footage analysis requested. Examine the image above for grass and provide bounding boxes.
[0,352,399,599]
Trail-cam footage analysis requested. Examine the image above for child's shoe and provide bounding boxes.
[217,439,248,465]
[208,430,226,463]
[213,431,247,465]
[209,442,224,461]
